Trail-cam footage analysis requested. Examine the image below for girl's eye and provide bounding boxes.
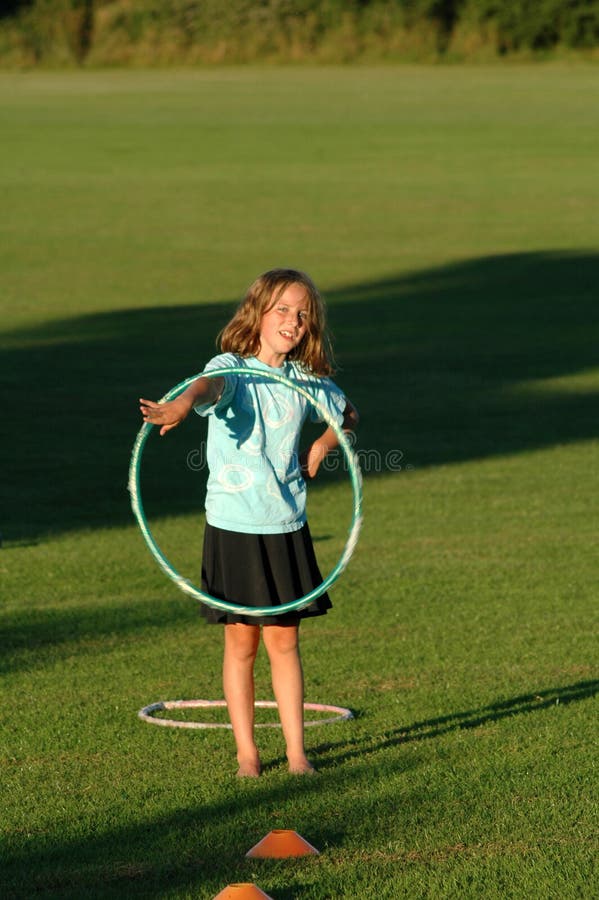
[276,306,307,321]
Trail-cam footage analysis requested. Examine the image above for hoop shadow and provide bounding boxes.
[310,679,598,768]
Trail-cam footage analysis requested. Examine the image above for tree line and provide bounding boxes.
[1,1,597,66]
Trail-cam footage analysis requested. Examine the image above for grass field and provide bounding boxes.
[1,66,598,898]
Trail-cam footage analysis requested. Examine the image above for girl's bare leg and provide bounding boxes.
[223,623,261,777]
[263,624,315,774]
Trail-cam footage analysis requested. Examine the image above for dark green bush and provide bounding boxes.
[468,0,599,50]
[0,0,33,18]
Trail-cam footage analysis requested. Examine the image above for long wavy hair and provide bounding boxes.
[218,268,335,376]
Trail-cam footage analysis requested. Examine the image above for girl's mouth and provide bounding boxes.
[279,330,295,340]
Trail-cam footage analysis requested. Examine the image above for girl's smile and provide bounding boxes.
[257,283,309,367]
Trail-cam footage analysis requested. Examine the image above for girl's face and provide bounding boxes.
[257,283,309,367]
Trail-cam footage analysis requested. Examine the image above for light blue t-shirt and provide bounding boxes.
[194,353,346,534]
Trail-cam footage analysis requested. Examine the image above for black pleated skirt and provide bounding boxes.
[200,521,332,625]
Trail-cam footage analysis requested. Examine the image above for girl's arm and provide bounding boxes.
[139,375,225,436]
[300,399,359,479]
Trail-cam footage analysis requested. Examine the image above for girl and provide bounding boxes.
[139,269,358,777]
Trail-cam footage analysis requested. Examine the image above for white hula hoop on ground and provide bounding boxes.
[138,699,354,729]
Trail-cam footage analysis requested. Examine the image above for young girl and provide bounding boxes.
[139,269,358,777]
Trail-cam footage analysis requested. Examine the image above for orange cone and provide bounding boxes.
[246,829,320,859]
[212,884,274,900]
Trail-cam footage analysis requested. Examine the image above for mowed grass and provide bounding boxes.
[1,67,598,898]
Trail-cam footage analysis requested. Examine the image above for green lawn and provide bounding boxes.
[1,66,598,899]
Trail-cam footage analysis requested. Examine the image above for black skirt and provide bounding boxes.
[200,521,332,625]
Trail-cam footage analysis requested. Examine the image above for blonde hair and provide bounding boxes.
[218,269,335,376]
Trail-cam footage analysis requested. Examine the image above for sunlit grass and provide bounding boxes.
[2,67,598,898]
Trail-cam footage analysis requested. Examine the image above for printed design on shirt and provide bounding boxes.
[217,464,254,493]
[262,390,294,429]
[239,427,264,456]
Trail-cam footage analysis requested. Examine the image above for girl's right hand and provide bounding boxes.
[139,396,193,436]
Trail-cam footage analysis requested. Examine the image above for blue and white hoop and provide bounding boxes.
[128,366,362,616]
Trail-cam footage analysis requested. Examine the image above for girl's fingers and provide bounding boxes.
[140,398,166,423]
[139,399,181,434]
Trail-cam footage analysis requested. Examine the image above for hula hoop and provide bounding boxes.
[128,366,362,616]
[138,699,354,729]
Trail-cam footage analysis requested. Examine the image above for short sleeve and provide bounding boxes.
[193,353,239,417]
[308,377,346,426]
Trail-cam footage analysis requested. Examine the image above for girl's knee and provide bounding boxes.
[224,623,260,661]
[263,624,300,656]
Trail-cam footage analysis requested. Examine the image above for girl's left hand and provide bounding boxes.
[300,441,327,480]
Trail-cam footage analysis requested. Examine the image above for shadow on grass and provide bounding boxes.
[4,680,595,898]
[3,250,599,543]
[2,751,407,899]
[0,595,196,675]
[311,679,599,768]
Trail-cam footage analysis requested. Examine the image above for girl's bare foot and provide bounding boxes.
[236,754,261,778]
[287,756,316,775]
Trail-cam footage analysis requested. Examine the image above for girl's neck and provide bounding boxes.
[254,348,287,369]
